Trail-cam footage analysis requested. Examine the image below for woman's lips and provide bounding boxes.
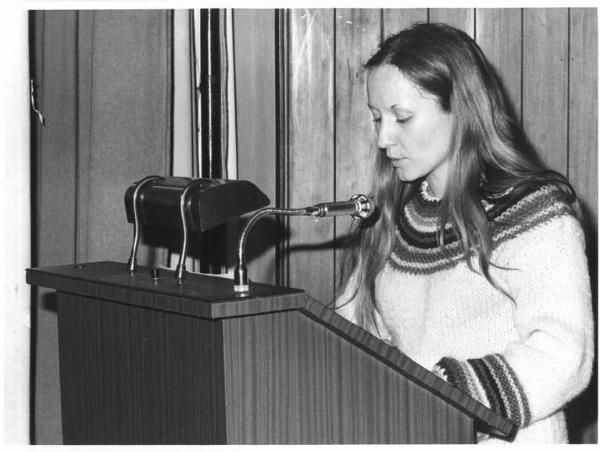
[390,157,407,167]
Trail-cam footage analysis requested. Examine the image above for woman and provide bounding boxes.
[335,22,594,444]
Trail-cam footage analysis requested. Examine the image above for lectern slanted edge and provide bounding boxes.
[26,261,515,444]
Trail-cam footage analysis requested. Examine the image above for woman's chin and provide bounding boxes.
[393,167,418,182]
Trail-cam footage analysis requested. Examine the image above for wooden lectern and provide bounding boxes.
[26,261,515,444]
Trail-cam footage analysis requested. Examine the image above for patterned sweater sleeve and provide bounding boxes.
[433,214,594,428]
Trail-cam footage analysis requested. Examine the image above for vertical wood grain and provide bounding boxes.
[428,8,475,36]
[475,9,523,120]
[383,9,428,39]
[288,9,336,302]
[334,9,380,285]
[567,8,598,445]
[522,9,569,174]
[568,8,598,225]
[222,310,474,443]
[233,10,279,284]
[58,293,227,444]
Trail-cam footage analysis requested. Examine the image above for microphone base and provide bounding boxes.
[233,263,249,292]
[233,283,250,293]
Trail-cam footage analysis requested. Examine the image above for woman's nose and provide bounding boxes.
[376,118,397,150]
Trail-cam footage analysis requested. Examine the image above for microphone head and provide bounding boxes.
[350,194,376,220]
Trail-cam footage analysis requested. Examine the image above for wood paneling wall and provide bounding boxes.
[287,9,336,301]
[234,8,597,443]
[233,10,279,284]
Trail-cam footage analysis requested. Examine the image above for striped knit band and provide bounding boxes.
[390,181,575,274]
[436,354,532,428]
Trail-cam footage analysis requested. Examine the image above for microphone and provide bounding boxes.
[305,194,375,220]
[233,194,376,293]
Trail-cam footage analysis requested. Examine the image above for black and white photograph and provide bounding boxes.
[2,1,598,446]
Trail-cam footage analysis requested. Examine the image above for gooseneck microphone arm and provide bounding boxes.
[233,194,375,293]
[234,207,310,293]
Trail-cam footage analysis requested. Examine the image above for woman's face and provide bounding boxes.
[367,64,454,197]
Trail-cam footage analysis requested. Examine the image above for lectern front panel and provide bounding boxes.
[222,310,475,444]
[57,293,227,444]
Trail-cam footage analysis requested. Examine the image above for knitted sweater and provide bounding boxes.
[335,180,594,444]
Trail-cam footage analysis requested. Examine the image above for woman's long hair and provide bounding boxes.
[336,22,576,335]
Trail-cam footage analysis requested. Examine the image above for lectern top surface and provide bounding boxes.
[26,261,306,320]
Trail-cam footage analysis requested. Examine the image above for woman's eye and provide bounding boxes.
[396,116,411,124]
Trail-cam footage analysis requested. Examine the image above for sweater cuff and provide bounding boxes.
[434,354,532,428]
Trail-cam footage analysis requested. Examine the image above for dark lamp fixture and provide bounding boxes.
[124,176,270,281]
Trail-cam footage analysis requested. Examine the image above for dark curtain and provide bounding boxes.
[196,9,230,273]
[30,10,173,444]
